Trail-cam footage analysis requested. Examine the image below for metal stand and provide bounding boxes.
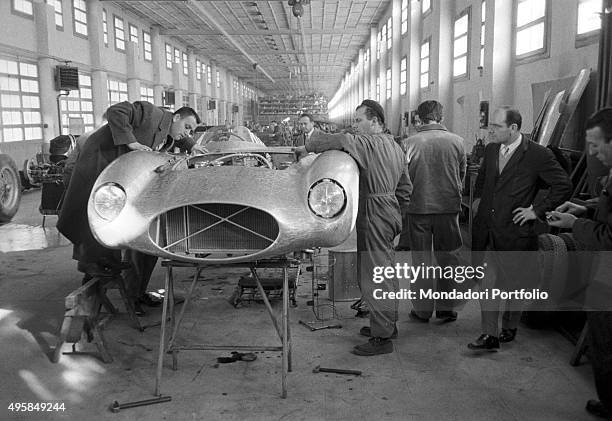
[154,258,296,398]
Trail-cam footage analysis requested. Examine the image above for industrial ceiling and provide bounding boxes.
[106,0,391,96]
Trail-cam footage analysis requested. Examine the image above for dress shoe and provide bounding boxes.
[499,328,517,343]
[138,293,162,307]
[133,301,146,316]
[352,337,393,356]
[359,325,398,339]
[586,399,612,419]
[435,310,458,322]
[467,334,500,352]
[409,310,430,323]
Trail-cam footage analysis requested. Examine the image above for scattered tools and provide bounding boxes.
[298,320,342,331]
[110,396,171,413]
[312,365,362,376]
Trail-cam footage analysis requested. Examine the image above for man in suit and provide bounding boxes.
[398,100,466,323]
[547,108,612,419]
[295,113,321,147]
[58,101,204,312]
[468,106,572,352]
[294,99,412,356]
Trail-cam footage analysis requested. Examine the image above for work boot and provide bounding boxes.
[359,325,398,339]
[352,337,393,356]
[435,310,458,323]
[467,334,500,352]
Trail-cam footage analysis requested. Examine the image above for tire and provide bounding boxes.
[0,154,22,223]
[537,233,568,303]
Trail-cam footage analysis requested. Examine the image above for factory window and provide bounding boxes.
[480,1,486,68]
[420,38,430,89]
[0,59,42,142]
[129,24,138,46]
[165,44,173,69]
[72,0,88,37]
[376,76,380,102]
[453,8,470,79]
[515,0,549,60]
[60,74,94,135]
[401,0,408,35]
[102,9,108,46]
[387,17,392,50]
[107,79,128,105]
[364,48,370,63]
[381,23,387,54]
[174,48,181,65]
[182,52,188,76]
[143,31,152,61]
[576,0,602,45]
[46,0,63,28]
[140,86,154,103]
[422,0,431,16]
[12,0,33,17]
[216,71,220,88]
[207,65,212,84]
[196,59,202,80]
[182,94,189,107]
[113,16,125,52]
[400,56,407,95]
[386,68,391,99]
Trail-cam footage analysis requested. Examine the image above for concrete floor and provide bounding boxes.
[0,189,599,421]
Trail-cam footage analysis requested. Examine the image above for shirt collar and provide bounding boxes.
[416,123,447,132]
[501,134,522,155]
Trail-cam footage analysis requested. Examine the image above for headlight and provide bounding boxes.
[308,178,346,218]
[93,183,126,221]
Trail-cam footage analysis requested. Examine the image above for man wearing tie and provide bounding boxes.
[468,106,571,352]
[295,113,320,147]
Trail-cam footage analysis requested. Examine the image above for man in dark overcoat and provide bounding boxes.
[58,101,202,310]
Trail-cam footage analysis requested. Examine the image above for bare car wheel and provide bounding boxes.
[0,154,22,223]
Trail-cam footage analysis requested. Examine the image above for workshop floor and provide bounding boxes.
[0,189,598,421]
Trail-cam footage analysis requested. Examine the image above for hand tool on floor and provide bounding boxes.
[312,365,362,376]
[110,396,172,413]
[298,320,342,331]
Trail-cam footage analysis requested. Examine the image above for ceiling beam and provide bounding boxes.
[185,0,275,83]
[195,49,353,56]
[160,29,371,36]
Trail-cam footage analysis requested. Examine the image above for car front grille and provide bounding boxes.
[156,203,279,257]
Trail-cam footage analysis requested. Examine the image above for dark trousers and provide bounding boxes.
[588,311,612,411]
[123,250,158,301]
[408,213,462,318]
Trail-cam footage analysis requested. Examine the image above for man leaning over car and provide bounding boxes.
[58,100,206,314]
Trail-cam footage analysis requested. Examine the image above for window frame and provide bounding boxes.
[401,0,408,35]
[11,0,34,20]
[514,0,551,64]
[422,0,432,17]
[129,23,139,46]
[480,0,486,68]
[575,0,602,48]
[385,68,392,99]
[400,56,407,96]
[386,17,392,50]
[102,9,108,46]
[72,0,88,38]
[420,37,431,91]
[143,30,152,61]
[453,7,471,81]
[182,52,189,76]
[165,44,173,69]
[376,76,380,102]
[113,15,126,53]
[47,0,64,30]
[196,59,202,80]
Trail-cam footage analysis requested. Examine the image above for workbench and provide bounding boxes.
[155,257,299,398]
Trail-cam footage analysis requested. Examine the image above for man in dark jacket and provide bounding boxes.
[468,106,572,352]
[547,108,612,420]
[58,101,203,311]
[295,113,322,147]
[295,99,412,356]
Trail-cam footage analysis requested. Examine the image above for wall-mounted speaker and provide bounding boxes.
[55,66,79,91]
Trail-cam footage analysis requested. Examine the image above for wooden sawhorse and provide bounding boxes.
[53,273,143,363]
[155,258,297,398]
